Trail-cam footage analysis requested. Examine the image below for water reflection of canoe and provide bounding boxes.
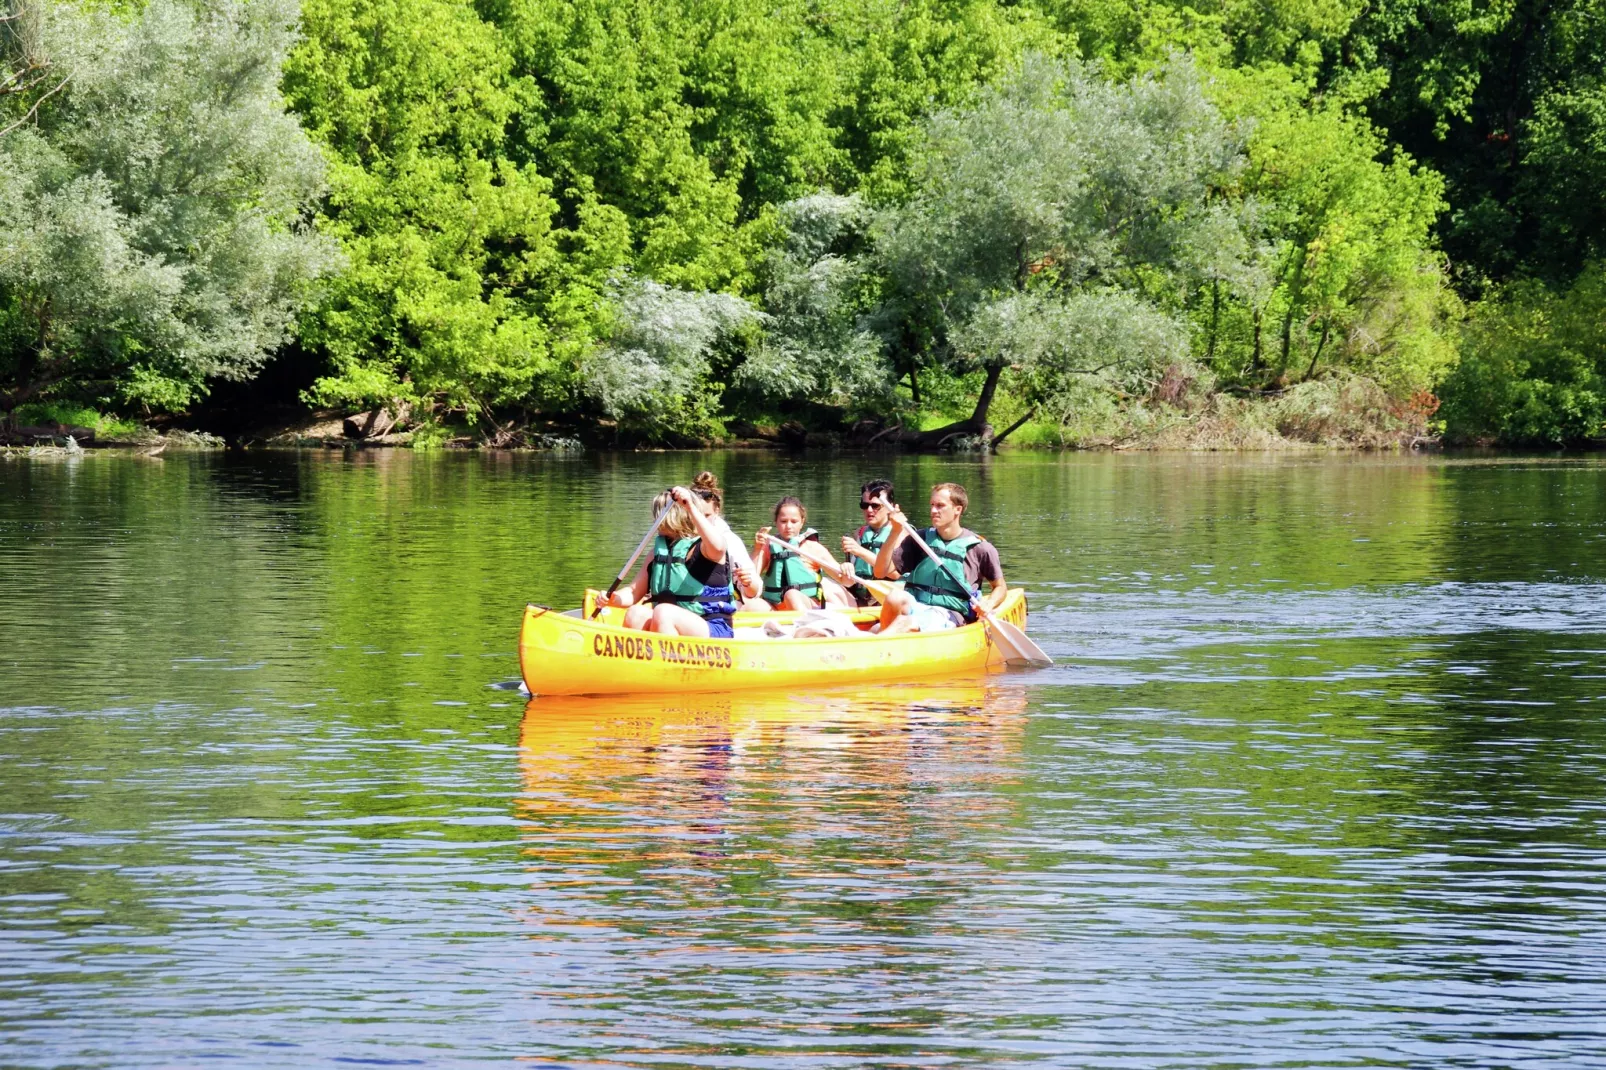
[518,588,1031,696]
[515,683,1030,888]
[518,681,1029,796]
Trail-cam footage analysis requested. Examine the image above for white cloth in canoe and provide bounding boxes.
[734,609,862,640]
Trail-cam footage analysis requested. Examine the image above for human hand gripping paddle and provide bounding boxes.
[877,494,1052,668]
[590,496,679,619]
[758,533,882,598]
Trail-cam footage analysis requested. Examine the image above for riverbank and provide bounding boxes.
[4,374,1442,453]
[245,374,1441,451]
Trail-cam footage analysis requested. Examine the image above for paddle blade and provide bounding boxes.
[985,615,1053,668]
[858,579,904,604]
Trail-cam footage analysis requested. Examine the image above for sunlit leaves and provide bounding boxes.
[0,0,336,413]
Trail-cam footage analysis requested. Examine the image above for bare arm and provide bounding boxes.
[609,558,653,607]
[674,487,724,561]
[874,508,910,580]
[840,536,875,565]
[752,527,772,575]
[975,545,1008,614]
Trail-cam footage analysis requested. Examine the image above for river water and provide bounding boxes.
[3,450,1605,1068]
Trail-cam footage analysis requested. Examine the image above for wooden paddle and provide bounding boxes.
[758,531,875,602]
[592,498,678,618]
[877,494,1052,668]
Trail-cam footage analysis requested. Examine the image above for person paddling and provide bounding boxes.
[753,496,855,611]
[689,470,763,605]
[840,479,899,608]
[607,486,736,638]
[873,482,1008,633]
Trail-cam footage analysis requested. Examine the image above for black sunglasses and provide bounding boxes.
[858,499,885,510]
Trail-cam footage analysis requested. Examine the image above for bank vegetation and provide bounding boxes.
[4,0,1605,450]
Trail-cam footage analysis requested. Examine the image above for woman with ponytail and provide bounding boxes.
[689,471,762,605]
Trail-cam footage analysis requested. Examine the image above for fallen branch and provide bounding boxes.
[989,407,1036,449]
[0,72,68,138]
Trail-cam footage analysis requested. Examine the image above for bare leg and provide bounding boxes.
[650,603,712,637]
[880,613,920,635]
[820,576,855,609]
[623,603,653,631]
[781,589,816,612]
[878,590,918,634]
[740,596,773,613]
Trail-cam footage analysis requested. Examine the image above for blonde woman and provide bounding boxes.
[606,486,734,638]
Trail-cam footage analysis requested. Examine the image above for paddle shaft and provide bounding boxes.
[760,533,854,586]
[593,500,677,618]
[877,497,991,620]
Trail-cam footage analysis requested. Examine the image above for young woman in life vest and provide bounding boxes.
[839,478,900,608]
[688,471,763,604]
[872,482,1008,634]
[606,485,736,638]
[751,497,857,612]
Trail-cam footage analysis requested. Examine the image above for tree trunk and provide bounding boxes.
[1249,303,1264,374]
[1279,303,1295,372]
[885,360,1003,449]
[1277,245,1306,376]
[1206,280,1220,365]
[990,406,1036,449]
[969,360,1003,430]
[1305,319,1330,380]
[908,366,921,406]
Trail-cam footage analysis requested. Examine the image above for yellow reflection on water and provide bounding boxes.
[514,680,1030,941]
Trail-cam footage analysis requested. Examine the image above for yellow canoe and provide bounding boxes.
[518,587,1032,696]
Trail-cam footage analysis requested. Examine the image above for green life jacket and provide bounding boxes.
[648,535,736,618]
[853,522,892,580]
[904,527,982,617]
[762,528,822,605]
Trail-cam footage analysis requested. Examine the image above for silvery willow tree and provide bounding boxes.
[734,192,891,410]
[0,0,336,419]
[583,276,763,442]
[868,53,1251,445]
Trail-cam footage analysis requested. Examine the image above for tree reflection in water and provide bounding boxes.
[513,681,1029,1042]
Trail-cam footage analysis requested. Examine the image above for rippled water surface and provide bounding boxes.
[3,450,1606,1068]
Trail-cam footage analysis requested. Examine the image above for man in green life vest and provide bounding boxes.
[873,481,1008,634]
[840,478,900,608]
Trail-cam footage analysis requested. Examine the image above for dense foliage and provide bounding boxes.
[4,0,1605,445]
[1,0,336,415]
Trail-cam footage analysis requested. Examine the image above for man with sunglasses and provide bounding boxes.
[840,479,899,608]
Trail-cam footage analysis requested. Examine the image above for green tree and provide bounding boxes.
[581,276,761,441]
[872,52,1248,441]
[0,0,335,418]
[285,0,607,428]
[1213,67,1457,393]
[1343,0,1606,283]
[734,192,889,410]
[1440,264,1606,445]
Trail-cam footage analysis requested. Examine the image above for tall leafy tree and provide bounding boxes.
[872,53,1248,440]
[1342,0,1606,284]
[0,0,335,418]
[284,0,597,426]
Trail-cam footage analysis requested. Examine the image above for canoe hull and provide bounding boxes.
[519,588,1030,696]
